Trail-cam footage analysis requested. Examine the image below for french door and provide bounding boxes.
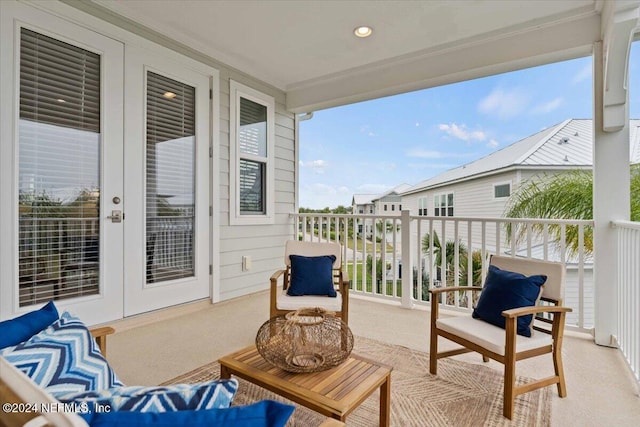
[123,46,210,316]
[0,3,211,324]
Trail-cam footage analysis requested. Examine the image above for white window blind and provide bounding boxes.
[145,71,196,284]
[239,97,267,214]
[18,28,101,307]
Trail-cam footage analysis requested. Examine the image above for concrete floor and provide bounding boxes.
[105,291,640,426]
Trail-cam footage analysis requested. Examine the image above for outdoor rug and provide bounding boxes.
[163,336,550,426]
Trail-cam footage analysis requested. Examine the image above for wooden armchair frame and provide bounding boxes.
[270,240,349,324]
[429,255,572,419]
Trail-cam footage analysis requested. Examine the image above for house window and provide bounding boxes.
[418,197,428,216]
[434,192,454,217]
[384,204,388,211]
[391,205,395,211]
[230,80,274,224]
[494,183,511,198]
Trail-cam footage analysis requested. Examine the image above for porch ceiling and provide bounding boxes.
[91,0,602,112]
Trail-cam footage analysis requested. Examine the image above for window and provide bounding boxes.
[230,80,274,224]
[146,71,195,283]
[391,205,395,211]
[418,197,428,216]
[494,182,511,198]
[18,28,101,306]
[434,192,454,217]
[384,204,388,211]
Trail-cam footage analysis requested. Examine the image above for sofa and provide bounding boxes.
[0,302,345,427]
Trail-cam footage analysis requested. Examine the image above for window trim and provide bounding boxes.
[433,192,454,217]
[493,181,511,199]
[229,80,275,225]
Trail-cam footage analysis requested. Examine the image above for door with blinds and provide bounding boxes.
[122,46,210,316]
[0,14,125,324]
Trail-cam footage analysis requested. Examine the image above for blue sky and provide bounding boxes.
[299,42,640,209]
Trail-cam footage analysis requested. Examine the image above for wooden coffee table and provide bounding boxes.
[218,345,392,426]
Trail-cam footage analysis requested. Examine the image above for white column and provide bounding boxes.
[593,41,630,347]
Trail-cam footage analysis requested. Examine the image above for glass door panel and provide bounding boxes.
[146,71,196,284]
[18,28,101,306]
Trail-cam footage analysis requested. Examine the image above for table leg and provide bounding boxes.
[380,374,391,427]
[220,365,231,379]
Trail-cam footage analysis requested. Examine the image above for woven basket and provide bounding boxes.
[255,307,354,373]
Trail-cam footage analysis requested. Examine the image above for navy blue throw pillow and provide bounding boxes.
[0,300,59,349]
[287,255,337,297]
[79,400,295,427]
[472,264,547,337]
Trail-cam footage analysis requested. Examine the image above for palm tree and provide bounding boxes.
[504,165,640,255]
[421,231,468,285]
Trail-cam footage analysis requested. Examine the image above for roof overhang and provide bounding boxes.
[81,1,603,113]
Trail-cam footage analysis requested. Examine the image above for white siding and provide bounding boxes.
[218,75,295,301]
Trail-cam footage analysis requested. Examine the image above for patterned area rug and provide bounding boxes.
[163,337,550,426]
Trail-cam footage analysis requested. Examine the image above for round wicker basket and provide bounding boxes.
[255,307,354,373]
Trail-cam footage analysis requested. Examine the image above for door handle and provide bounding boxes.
[107,210,122,223]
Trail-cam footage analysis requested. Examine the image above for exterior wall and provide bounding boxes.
[375,194,403,215]
[2,1,296,313]
[218,75,295,300]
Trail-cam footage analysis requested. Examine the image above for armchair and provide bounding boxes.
[429,255,572,419]
[270,240,349,324]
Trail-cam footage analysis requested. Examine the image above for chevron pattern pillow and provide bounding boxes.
[57,379,239,412]
[0,311,123,397]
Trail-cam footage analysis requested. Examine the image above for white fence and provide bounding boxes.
[612,220,640,385]
[292,211,594,333]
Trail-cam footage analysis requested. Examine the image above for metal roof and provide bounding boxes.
[403,119,640,195]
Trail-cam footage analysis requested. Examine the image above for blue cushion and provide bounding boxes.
[0,311,123,396]
[287,255,337,297]
[78,400,295,427]
[0,301,59,349]
[58,379,239,412]
[472,264,547,337]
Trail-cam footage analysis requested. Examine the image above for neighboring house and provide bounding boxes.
[400,118,640,328]
[351,194,377,215]
[402,118,640,225]
[371,183,411,215]
[352,184,410,240]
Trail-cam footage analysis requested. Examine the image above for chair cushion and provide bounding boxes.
[287,255,337,297]
[0,311,123,397]
[0,301,59,350]
[57,379,239,412]
[472,264,546,337]
[78,400,294,427]
[437,315,553,356]
[277,291,343,312]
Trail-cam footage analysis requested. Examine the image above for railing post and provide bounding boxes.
[401,210,413,309]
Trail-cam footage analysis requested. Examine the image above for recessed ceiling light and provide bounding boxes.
[354,26,372,38]
[163,91,177,99]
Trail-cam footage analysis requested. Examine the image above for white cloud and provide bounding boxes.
[360,125,377,137]
[299,159,327,174]
[437,123,486,142]
[486,139,499,148]
[406,149,448,159]
[415,122,420,127]
[478,87,530,119]
[572,63,591,85]
[532,97,563,115]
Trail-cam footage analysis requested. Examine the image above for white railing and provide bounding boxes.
[291,211,594,333]
[612,220,640,384]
